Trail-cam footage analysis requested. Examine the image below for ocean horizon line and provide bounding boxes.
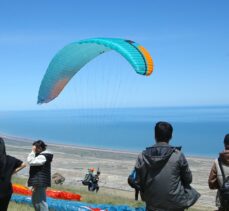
[0,104,229,112]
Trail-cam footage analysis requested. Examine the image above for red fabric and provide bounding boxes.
[46,189,81,201]
[13,184,32,195]
[12,184,81,201]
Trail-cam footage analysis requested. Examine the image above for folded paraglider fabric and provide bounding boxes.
[12,184,81,201]
[13,184,32,195]
[11,194,145,211]
[46,189,81,201]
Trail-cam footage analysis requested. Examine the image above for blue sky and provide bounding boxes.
[0,0,228,110]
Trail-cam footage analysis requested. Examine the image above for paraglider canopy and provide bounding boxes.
[38,38,154,104]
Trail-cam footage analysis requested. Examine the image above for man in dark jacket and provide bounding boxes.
[134,121,200,211]
[27,140,53,211]
[209,134,229,210]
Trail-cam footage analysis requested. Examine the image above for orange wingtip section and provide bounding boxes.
[50,78,69,100]
[138,46,154,76]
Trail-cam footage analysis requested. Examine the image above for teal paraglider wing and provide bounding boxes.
[38,38,154,104]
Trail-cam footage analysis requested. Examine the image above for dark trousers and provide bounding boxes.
[0,194,12,211]
[32,187,48,211]
[88,182,99,192]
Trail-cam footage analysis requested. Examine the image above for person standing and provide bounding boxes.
[209,134,229,210]
[133,121,200,211]
[0,137,26,211]
[27,140,53,211]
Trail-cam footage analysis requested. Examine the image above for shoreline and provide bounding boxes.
[0,132,139,155]
[0,132,214,159]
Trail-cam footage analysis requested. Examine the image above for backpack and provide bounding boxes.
[82,173,93,186]
[52,172,65,185]
[82,174,91,185]
[128,169,142,200]
[218,158,229,207]
[128,169,140,189]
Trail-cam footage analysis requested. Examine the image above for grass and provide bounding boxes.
[9,176,207,211]
[8,202,34,211]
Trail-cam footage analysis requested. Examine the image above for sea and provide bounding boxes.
[0,106,229,157]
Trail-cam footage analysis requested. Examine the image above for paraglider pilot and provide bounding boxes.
[82,168,100,192]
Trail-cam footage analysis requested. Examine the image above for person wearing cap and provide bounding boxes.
[133,121,200,211]
[209,134,229,210]
[27,140,53,211]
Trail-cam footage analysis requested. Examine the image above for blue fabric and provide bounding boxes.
[11,194,145,211]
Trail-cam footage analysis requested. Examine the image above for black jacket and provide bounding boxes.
[135,142,200,210]
[0,155,22,197]
[28,151,53,187]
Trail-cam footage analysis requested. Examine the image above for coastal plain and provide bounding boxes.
[3,135,217,210]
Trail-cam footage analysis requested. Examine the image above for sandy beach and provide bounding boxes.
[2,134,217,210]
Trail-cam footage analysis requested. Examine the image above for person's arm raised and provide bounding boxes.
[27,146,46,166]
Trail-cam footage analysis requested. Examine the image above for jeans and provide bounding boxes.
[32,187,49,211]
